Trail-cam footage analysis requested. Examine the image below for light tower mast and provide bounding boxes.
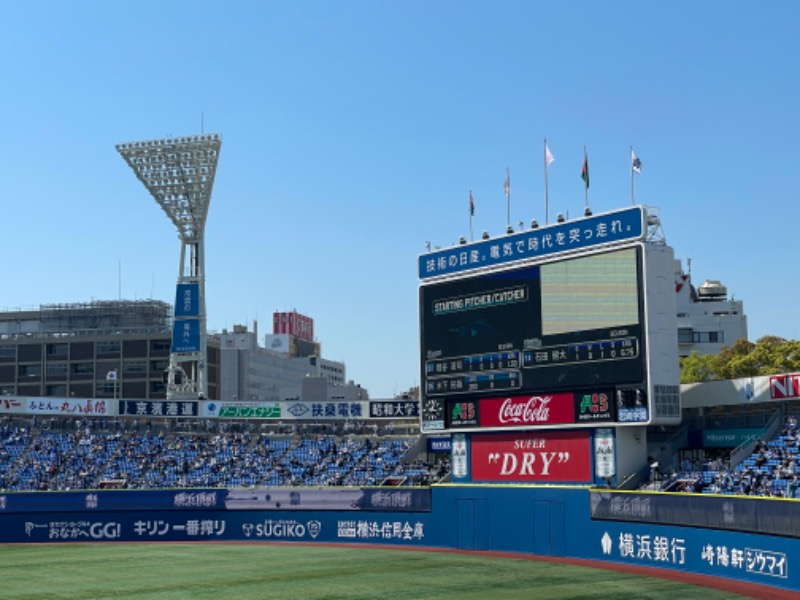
[116,134,222,400]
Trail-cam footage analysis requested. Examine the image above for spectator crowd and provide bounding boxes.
[658,415,800,498]
[0,415,449,492]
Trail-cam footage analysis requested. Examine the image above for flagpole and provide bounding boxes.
[469,190,474,242]
[505,167,511,230]
[544,138,549,225]
[583,146,589,208]
[630,146,635,205]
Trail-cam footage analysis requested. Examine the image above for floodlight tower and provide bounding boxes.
[116,134,222,400]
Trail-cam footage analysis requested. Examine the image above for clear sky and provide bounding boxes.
[1,2,798,399]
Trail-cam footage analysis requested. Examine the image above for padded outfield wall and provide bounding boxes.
[1,485,799,594]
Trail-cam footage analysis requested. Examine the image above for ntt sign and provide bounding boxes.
[771,373,800,399]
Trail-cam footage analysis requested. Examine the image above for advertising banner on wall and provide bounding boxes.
[470,430,592,483]
[202,401,371,420]
[478,393,575,428]
[24,398,111,417]
[369,400,419,419]
[224,488,430,512]
[426,436,452,453]
[203,402,282,419]
[119,400,198,418]
[0,397,25,414]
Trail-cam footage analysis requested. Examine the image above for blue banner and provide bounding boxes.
[0,510,433,545]
[174,283,200,317]
[223,488,430,512]
[0,489,222,514]
[119,400,199,418]
[418,206,644,280]
[427,436,452,453]
[171,318,201,353]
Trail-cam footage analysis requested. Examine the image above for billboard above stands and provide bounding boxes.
[0,396,25,414]
[369,400,419,419]
[418,206,644,280]
[119,400,198,418]
[202,400,369,420]
[469,430,592,483]
[23,397,112,417]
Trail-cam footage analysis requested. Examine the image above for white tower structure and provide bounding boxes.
[116,134,222,400]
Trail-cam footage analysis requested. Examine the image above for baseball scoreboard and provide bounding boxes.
[418,206,680,433]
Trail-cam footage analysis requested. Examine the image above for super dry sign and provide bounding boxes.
[470,430,591,482]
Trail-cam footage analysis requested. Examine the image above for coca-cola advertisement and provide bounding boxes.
[479,393,574,428]
[470,430,591,482]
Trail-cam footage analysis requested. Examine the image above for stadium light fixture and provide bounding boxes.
[116,133,222,401]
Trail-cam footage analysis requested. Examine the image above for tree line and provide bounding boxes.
[680,336,800,383]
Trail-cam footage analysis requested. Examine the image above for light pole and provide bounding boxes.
[116,134,222,400]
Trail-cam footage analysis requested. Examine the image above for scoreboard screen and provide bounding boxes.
[420,246,646,430]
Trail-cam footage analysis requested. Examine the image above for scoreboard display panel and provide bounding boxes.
[420,246,647,431]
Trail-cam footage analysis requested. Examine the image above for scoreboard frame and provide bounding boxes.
[418,206,680,434]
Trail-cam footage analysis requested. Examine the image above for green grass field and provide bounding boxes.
[0,543,753,599]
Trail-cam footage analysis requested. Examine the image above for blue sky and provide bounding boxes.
[1,2,798,398]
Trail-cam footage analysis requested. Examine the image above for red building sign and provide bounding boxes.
[273,311,314,342]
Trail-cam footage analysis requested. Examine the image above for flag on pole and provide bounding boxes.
[631,148,642,174]
[581,152,589,189]
[469,190,475,216]
[106,370,118,381]
[503,171,510,196]
[545,143,555,167]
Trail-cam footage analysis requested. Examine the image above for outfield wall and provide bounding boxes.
[1,485,798,594]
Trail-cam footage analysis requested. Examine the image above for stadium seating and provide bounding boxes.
[0,417,439,491]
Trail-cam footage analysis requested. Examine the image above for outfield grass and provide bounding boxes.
[0,543,753,599]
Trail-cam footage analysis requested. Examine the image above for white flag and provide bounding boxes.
[631,149,642,174]
[106,370,117,381]
[545,143,555,167]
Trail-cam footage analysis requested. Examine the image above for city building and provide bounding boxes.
[0,303,363,404]
[0,300,220,400]
[219,318,365,403]
[675,259,748,358]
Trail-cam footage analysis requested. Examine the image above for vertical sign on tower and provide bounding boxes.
[172,282,201,353]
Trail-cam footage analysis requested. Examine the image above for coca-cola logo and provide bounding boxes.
[498,396,551,424]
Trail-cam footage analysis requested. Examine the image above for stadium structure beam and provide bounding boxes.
[116,134,222,400]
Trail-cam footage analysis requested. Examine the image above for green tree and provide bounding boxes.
[714,338,756,380]
[679,351,718,383]
[711,336,800,380]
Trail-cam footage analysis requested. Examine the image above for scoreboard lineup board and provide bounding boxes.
[417,207,681,434]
